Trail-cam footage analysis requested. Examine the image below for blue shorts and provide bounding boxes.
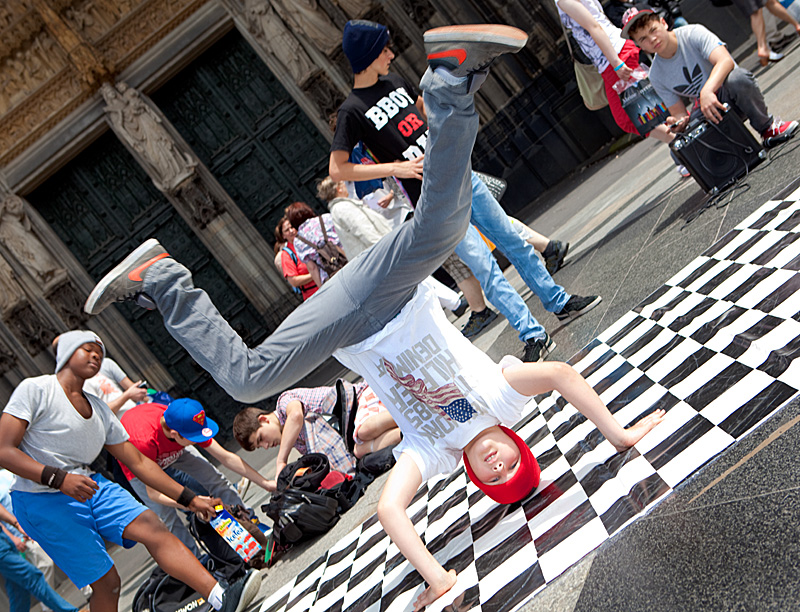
[11,473,147,588]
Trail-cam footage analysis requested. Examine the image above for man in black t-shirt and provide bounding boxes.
[330,20,601,362]
[331,71,428,204]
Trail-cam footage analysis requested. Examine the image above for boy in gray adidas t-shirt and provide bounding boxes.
[622,7,798,147]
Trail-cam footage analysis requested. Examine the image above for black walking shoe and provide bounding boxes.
[522,333,556,362]
[84,239,168,314]
[424,24,529,79]
[452,296,469,318]
[555,295,602,321]
[219,569,262,612]
[461,308,498,338]
[544,240,569,276]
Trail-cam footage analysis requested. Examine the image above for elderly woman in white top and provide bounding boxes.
[316,176,394,258]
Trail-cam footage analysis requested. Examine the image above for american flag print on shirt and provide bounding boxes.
[382,358,478,422]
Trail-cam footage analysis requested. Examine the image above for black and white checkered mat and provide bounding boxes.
[260,187,800,612]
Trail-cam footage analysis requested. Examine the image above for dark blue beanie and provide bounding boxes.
[342,20,390,73]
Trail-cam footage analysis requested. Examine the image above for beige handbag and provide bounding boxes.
[560,19,608,110]
[573,61,608,110]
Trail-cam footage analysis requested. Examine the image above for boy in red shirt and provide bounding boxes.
[120,398,274,554]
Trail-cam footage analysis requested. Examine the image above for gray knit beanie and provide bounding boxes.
[55,330,105,373]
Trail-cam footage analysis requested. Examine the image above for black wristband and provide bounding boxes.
[41,466,67,489]
[176,486,197,508]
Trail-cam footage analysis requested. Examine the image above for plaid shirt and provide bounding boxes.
[275,382,365,474]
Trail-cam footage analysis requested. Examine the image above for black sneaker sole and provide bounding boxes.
[545,242,570,275]
[764,121,799,148]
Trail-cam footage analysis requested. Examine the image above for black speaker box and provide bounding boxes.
[670,110,766,194]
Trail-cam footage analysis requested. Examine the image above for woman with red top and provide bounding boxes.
[278,216,318,301]
[286,201,344,288]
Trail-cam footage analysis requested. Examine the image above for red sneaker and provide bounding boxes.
[762,119,798,147]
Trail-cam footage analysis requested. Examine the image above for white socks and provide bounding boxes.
[208,582,225,610]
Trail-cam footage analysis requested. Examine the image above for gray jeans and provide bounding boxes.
[130,446,242,554]
[144,68,479,403]
[697,66,772,133]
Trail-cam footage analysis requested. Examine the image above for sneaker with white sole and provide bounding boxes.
[555,295,602,321]
[84,239,169,315]
[219,569,262,612]
[424,24,528,90]
[762,119,798,148]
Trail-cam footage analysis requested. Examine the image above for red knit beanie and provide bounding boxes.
[463,425,541,504]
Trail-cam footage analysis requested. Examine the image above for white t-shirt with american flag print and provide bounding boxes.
[334,281,529,481]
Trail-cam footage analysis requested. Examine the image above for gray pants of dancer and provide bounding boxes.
[130,446,242,555]
[143,68,479,403]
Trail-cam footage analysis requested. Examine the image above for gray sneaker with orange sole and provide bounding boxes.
[84,238,169,315]
[424,24,528,91]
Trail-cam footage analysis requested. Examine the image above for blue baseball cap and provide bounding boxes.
[163,398,219,443]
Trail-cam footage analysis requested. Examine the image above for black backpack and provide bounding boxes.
[294,216,348,278]
[274,453,330,492]
[358,443,397,476]
[263,454,341,547]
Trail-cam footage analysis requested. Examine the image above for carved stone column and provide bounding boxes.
[100,81,287,313]
[0,251,54,371]
[220,0,351,137]
[0,192,91,332]
[0,184,174,392]
[0,192,67,368]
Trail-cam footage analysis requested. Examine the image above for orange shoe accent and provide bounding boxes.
[427,49,466,65]
[128,252,169,281]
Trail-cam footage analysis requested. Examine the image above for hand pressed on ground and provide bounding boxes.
[414,569,457,612]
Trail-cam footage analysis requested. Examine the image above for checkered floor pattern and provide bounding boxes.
[259,186,800,612]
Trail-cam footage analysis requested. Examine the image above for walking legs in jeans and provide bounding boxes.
[469,173,570,313]
[0,532,78,612]
[455,225,545,341]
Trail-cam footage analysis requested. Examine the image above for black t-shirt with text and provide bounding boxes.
[331,73,429,204]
